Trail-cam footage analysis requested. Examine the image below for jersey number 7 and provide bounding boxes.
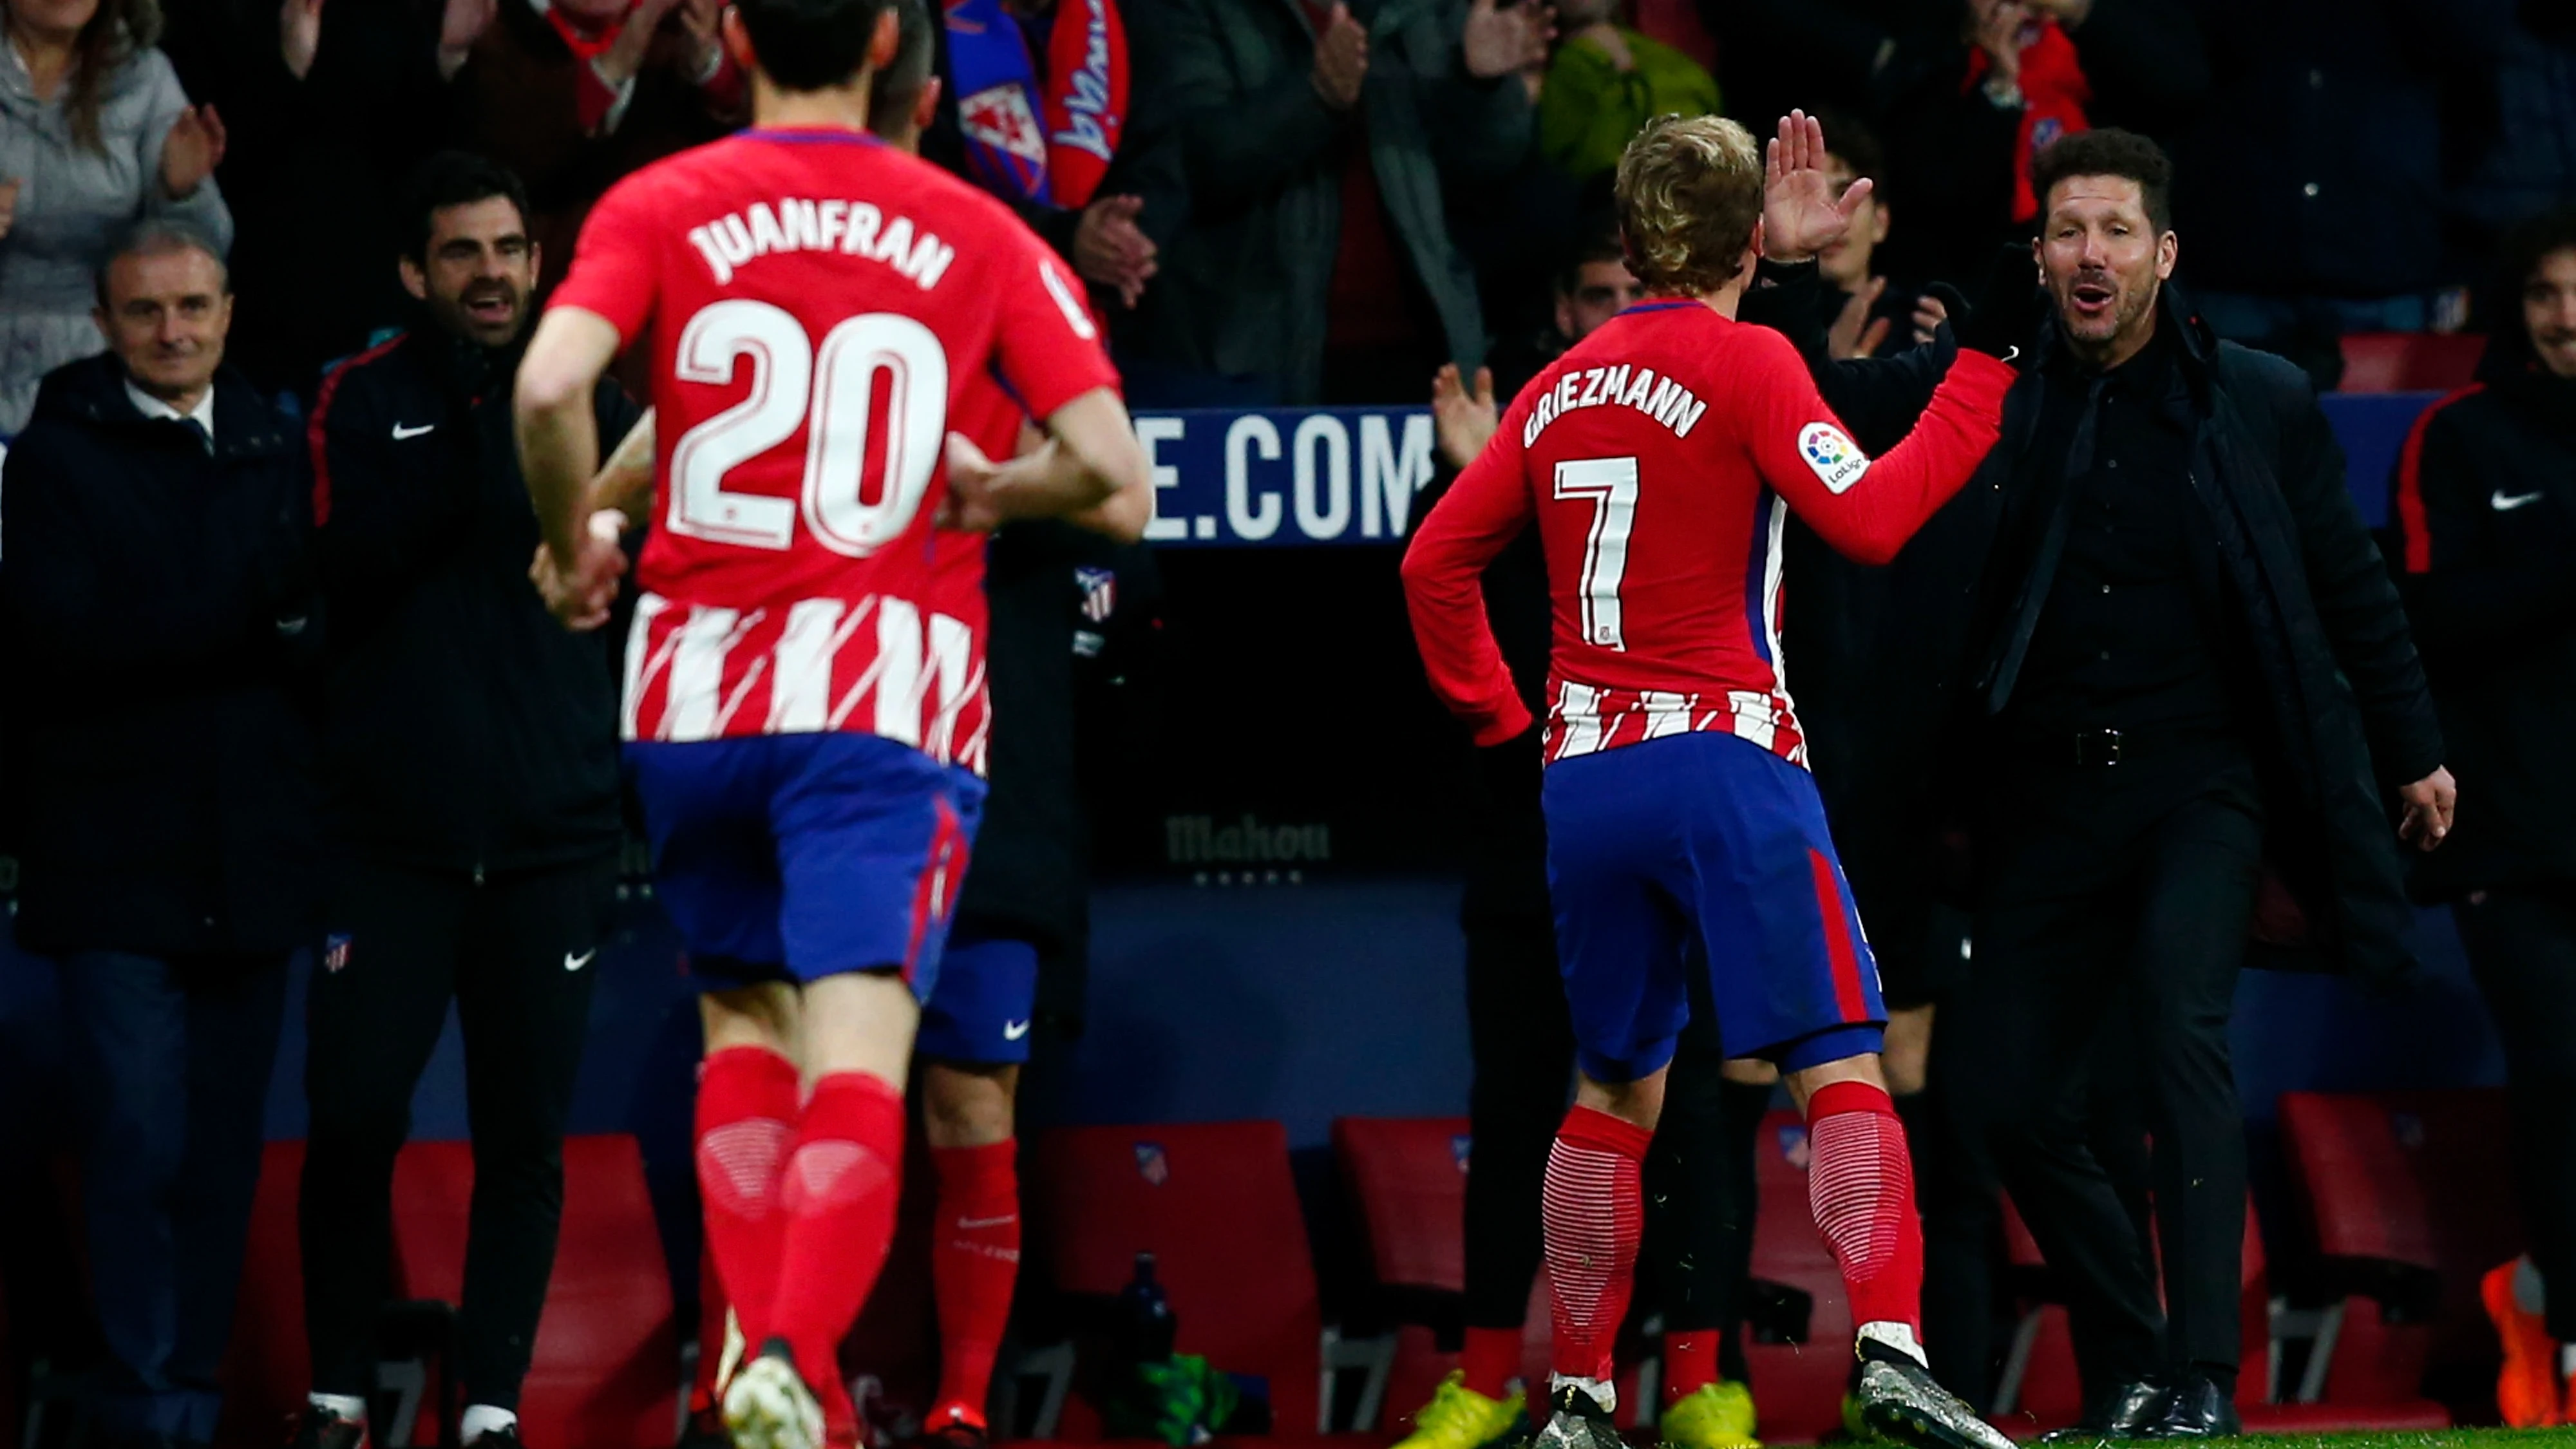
[1554,456,1639,652]
[668,299,951,558]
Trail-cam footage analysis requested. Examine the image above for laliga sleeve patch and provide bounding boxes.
[1799,422,1870,494]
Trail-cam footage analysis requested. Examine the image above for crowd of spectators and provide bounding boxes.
[0,0,2557,433]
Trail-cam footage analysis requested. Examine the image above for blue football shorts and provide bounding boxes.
[1542,730,1887,1082]
[918,929,1041,1066]
[625,732,987,999]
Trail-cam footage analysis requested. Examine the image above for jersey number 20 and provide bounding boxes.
[668,299,951,557]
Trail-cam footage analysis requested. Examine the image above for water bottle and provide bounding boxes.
[1115,1251,1177,1366]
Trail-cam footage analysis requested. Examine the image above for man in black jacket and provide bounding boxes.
[0,222,321,1449]
[2385,207,2576,1428]
[292,154,638,1449]
[1942,129,2452,1440]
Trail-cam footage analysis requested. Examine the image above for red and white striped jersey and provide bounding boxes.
[546,126,1117,764]
[1402,301,2013,768]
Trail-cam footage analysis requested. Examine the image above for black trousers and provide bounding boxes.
[301,856,614,1410]
[1459,914,1765,1368]
[58,950,289,1443]
[1949,746,2264,1394]
[1460,914,1577,1332]
[2454,882,2576,1341]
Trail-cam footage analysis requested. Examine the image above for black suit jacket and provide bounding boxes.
[1961,288,2445,982]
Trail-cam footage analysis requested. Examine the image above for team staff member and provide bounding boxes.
[1942,129,2451,1440]
[2387,207,2576,1431]
[292,153,639,1449]
[1,220,319,1449]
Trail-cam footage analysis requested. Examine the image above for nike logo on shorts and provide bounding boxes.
[2494,489,2546,511]
[1002,1019,1032,1041]
[393,422,437,440]
[564,949,596,972]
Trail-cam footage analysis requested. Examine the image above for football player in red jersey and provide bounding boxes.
[1403,113,2021,1449]
[513,1,1148,1446]
[568,6,1146,1441]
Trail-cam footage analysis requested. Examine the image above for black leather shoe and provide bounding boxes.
[2036,1380,2169,1442]
[2138,1376,2241,1439]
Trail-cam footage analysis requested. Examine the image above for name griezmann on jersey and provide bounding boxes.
[687,196,956,290]
[1522,363,1709,448]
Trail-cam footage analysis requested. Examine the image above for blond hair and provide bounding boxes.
[1614,114,1764,296]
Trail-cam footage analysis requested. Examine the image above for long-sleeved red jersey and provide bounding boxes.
[1401,299,2014,767]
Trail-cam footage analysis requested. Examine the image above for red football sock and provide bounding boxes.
[929,1140,1022,1428]
[1662,1331,1719,1405]
[1542,1106,1653,1385]
[695,1046,801,1349]
[768,1071,907,1400]
[1459,1325,1523,1401]
[1804,1081,1924,1340]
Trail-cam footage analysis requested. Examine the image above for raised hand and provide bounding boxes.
[160,105,226,198]
[1912,292,1949,347]
[439,0,495,76]
[1828,277,1890,361]
[1761,108,1871,262]
[1074,194,1159,309]
[279,0,324,80]
[1431,363,1498,470]
[1312,3,1369,110]
[675,0,725,75]
[1462,0,1553,80]
[1972,0,2027,87]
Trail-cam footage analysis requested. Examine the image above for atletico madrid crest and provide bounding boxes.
[1133,1141,1169,1186]
[1076,566,1117,623]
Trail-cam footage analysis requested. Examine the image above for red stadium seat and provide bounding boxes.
[1331,1118,1471,1296]
[1030,1122,1327,1439]
[390,1135,680,1449]
[213,1141,311,1449]
[1989,1178,2451,1437]
[1741,1112,1852,1445]
[2336,332,2485,393]
[2278,1090,2516,1419]
[1331,1118,1470,1435]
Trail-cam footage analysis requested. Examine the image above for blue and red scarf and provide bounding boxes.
[945,0,1127,209]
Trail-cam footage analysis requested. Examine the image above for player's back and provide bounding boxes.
[1511,301,1814,763]
[549,125,1116,758]
[612,132,1030,609]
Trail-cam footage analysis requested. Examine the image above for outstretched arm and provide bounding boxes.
[514,306,628,627]
[1739,326,2012,566]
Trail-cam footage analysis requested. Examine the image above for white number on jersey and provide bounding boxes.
[667,299,951,556]
[1553,456,1640,651]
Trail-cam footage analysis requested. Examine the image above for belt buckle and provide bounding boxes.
[2074,728,2123,767]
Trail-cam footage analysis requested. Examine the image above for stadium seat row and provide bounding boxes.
[1,1089,2524,1449]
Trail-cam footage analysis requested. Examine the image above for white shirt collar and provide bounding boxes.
[126,377,216,446]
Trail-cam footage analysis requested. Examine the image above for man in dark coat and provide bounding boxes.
[2384,206,2576,1427]
[0,220,321,1449]
[291,153,637,1449]
[1939,129,2451,1439]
